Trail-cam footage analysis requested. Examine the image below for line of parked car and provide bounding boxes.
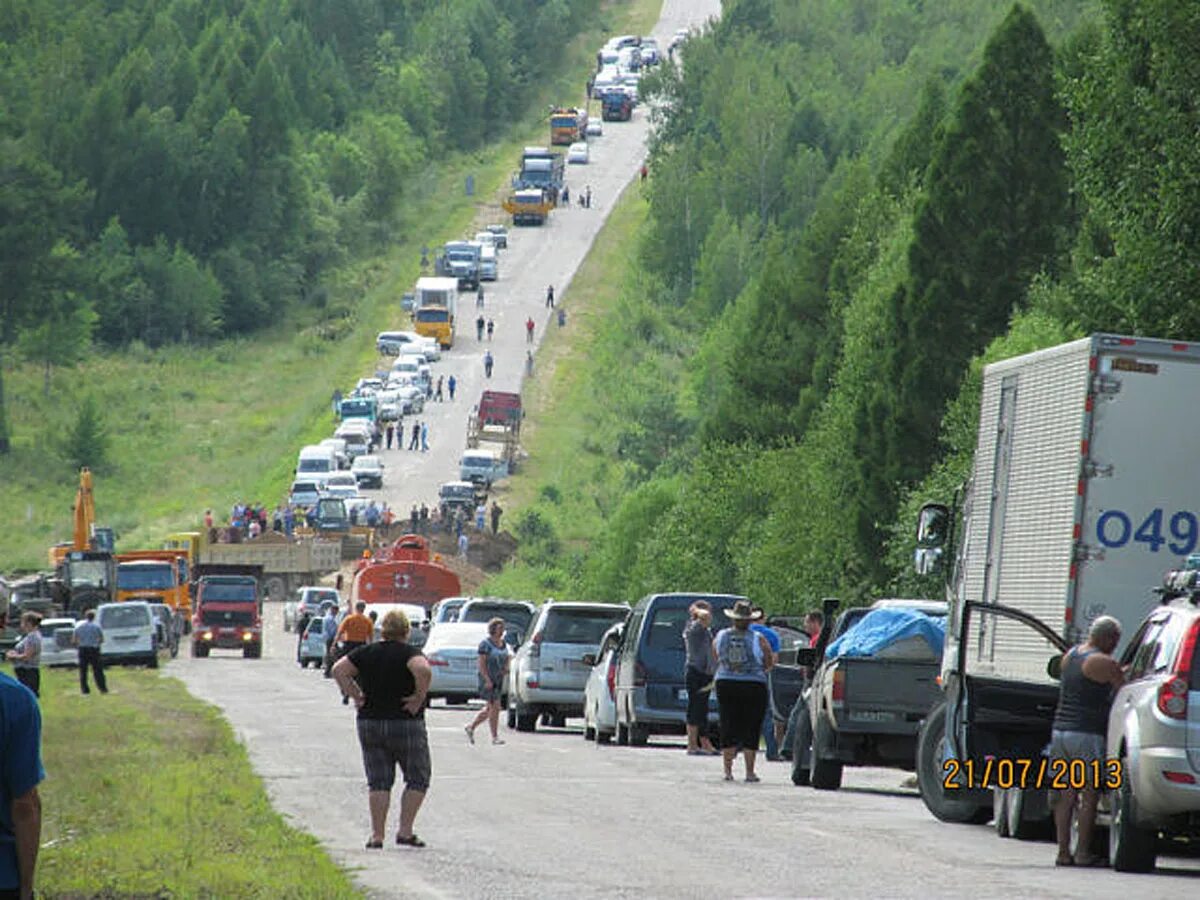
[37,600,181,671]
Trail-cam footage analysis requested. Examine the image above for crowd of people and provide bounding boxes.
[201,498,398,542]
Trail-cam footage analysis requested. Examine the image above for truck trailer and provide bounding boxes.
[913,334,1200,831]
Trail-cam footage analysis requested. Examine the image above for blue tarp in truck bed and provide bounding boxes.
[824,607,945,660]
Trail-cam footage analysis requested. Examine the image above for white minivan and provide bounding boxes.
[479,245,499,281]
[97,601,159,668]
[296,444,337,476]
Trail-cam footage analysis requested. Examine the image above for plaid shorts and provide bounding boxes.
[357,718,432,792]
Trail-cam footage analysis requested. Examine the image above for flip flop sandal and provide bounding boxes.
[365,839,383,849]
[396,834,426,848]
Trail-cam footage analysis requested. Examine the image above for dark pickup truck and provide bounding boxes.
[790,599,946,790]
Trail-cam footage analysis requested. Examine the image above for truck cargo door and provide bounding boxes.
[979,377,1018,661]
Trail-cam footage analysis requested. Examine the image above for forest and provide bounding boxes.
[493,0,1200,610]
[0,0,597,451]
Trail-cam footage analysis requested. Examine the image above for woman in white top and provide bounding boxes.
[5,612,44,698]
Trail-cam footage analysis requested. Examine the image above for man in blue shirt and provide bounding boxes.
[750,612,783,761]
[72,609,108,695]
[0,671,43,900]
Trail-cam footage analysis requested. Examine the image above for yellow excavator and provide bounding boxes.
[47,468,117,613]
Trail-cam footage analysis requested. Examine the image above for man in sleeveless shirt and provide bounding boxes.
[1050,615,1125,867]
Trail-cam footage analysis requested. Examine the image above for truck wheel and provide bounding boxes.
[1110,778,1156,872]
[916,703,991,824]
[790,713,813,787]
[809,716,843,790]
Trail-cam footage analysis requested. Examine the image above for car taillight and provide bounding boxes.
[831,667,845,706]
[634,661,647,688]
[1157,620,1200,720]
[606,658,617,700]
[427,654,448,667]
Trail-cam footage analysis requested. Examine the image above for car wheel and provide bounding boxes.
[515,702,537,732]
[584,724,596,741]
[809,716,843,791]
[790,712,812,787]
[506,704,517,729]
[192,643,209,658]
[628,723,649,746]
[915,703,992,823]
[616,721,629,746]
[551,714,567,729]
[596,729,613,744]
[1110,776,1156,872]
[146,653,159,670]
[1008,787,1050,840]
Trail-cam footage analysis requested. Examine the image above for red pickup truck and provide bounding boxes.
[192,575,262,659]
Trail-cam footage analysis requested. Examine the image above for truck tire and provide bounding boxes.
[1110,778,1156,872]
[809,716,843,790]
[916,703,991,824]
[790,712,813,787]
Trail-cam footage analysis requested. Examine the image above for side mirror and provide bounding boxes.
[916,503,950,549]
[1047,654,1063,680]
[581,653,597,667]
[794,647,817,667]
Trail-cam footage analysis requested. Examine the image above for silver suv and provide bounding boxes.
[508,601,629,732]
[1104,587,1200,872]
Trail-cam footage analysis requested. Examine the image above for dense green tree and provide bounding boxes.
[62,393,110,473]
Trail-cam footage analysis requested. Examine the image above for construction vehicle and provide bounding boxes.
[550,107,588,145]
[412,276,459,348]
[192,574,262,658]
[164,530,341,604]
[601,90,633,122]
[46,468,117,615]
[503,188,555,226]
[115,549,192,632]
[435,241,482,291]
[351,534,462,611]
[466,390,522,469]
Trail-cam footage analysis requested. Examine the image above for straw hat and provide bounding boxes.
[725,600,763,622]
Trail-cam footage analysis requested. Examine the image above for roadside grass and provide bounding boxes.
[35,667,359,899]
[483,188,650,601]
[0,0,664,572]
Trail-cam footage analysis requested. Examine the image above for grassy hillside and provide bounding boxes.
[0,0,663,571]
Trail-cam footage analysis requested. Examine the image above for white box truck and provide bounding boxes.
[912,334,1200,832]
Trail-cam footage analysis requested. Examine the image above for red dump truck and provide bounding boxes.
[468,391,522,469]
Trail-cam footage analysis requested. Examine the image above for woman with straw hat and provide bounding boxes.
[711,600,775,782]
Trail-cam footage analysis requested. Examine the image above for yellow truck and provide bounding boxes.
[412,276,459,348]
[165,530,341,603]
[115,550,192,625]
[503,188,555,226]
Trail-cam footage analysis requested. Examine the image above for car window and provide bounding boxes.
[542,609,627,645]
[100,605,150,629]
[647,607,690,651]
[621,613,643,658]
[1127,619,1166,680]
[1150,613,1191,676]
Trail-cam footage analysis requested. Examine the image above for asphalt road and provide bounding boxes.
[357,1,713,517]
[172,604,1200,899]
[172,0,1200,896]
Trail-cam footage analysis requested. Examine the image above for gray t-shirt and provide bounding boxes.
[684,619,714,675]
[477,639,508,685]
[73,620,103,648]
[13,630,42,669]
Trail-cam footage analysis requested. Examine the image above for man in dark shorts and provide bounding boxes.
[333,610,433,849]
[1050,615,1124,867]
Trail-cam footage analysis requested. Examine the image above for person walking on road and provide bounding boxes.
[322,604,341,678]
[525,351,534,377]
[335,602,376,705]
[484,351,494,379]
[476,284,484,309]
[465,618,510,746]
[476,315,485,341]
[386,423,394,449]
[490,501,503,535]
[332,609,433,849]
[683,601,719,756]
[0,663,44,899]
[585,185,592,208]
[448,375,457,400]
[457,531,469,559]
[72,609,107,695]
[435,376,443,402]
[526,317,535,344]
[487,319,495,341]
[6,613,43,699]
[1050,615,1125,867]
[409,421,420,451]
[750,611,783,760]
[545,285,555,308]
[420,422,429,453]
[712,600,774,783]
[474,503,486,532]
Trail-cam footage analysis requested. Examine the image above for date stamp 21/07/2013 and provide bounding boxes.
[942,757,1124,792]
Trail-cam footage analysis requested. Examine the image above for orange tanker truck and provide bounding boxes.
[351,534,461,611]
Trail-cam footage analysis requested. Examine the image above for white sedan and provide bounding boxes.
[424,622,493,704]
[567,142,590,165]
[39,618,79,667]
[582,622,624,742]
